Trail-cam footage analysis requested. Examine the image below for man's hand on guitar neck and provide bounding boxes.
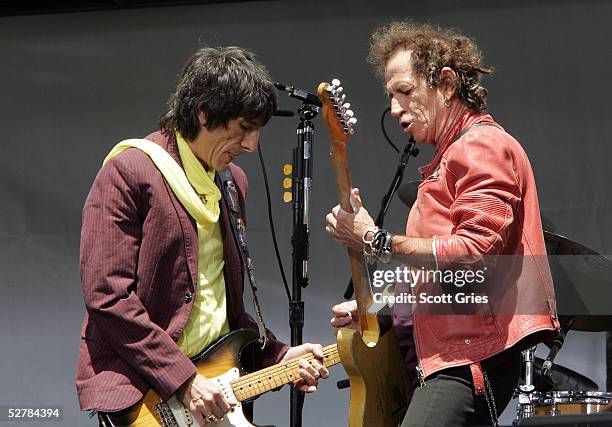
[281,343,330,393]
[178,373,236,424]
[326,188,375,252]
[331,300,361,335]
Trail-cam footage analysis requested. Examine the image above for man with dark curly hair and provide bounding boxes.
[328,22,558,425]
[77,46,328,426]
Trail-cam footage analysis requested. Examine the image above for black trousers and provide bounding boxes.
[401,349,521,427]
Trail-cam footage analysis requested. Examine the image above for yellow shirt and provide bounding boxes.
[104,135,229,358]
[175,133,229,357]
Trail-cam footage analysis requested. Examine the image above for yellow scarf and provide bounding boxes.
[103,135,221,223]
[104,135,230,356]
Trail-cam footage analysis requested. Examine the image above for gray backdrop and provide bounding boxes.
[1,0,611,425]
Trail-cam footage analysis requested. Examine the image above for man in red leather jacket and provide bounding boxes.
[327,22,559,426]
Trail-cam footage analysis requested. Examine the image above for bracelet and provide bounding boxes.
[362,227,394,264]
[362,227,379,256]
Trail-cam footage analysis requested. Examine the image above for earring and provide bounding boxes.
[444,99,451,108]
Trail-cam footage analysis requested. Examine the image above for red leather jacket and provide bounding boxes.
[396,111,559,391]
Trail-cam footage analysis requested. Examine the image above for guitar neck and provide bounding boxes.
[230,344,340,401]
[331,144,378,333]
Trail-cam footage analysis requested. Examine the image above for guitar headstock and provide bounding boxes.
[317,78,357,148]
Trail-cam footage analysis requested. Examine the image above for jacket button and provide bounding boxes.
[184,292,193,303]
[464,339,471,345]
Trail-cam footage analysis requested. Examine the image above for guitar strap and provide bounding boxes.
[217,168,268,349]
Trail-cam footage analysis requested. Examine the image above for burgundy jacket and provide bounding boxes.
[394,112,559,390]
[76,131,289,412]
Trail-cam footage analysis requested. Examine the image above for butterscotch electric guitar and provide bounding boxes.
[108,329,340,427]
[318,79,410,427]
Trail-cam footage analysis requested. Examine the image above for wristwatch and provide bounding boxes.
[377,230,394,264]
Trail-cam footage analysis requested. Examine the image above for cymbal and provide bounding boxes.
[528,357,598,392]
[545,231,612,331]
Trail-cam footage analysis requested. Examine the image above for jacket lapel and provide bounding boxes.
[146,131,199,293]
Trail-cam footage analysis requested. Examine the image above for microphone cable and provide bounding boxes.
[381,106,400,153]
[257,143,292,301]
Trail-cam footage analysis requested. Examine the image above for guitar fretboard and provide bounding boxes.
[230,344,340,401]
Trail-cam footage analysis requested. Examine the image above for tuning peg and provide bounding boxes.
[347,117,357,126]
[340,103,351,113]
[343,110,354,119]
[343,126,355,135]
[331,78,341,87]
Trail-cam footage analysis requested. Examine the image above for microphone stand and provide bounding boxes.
[343,136,419,299]
[290,101,318,427]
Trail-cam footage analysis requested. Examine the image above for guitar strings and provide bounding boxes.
[232,344,339,390]
[231,348,340,400]
[231,345,340,399]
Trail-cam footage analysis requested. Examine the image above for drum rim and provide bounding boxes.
[538,390,612,405]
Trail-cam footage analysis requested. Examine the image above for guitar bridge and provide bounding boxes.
[154,402,180,427]
[157,396,196,427]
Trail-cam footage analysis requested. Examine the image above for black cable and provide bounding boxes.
[257,143,292,301]
[381,106,400,153]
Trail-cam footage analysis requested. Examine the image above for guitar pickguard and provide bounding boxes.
[155,368,255,427]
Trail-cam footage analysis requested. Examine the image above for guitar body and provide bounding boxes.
[109,329,261,427]
[337,328,409,427]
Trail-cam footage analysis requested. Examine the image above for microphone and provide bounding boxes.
[273,109,295,117]
[274,82,322,107]
[542,331,566,377]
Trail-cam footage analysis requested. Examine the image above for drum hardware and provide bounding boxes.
[516,347,538,422]
[514,229,612,424]
[515,349,606,423]
[535,391,612,416]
